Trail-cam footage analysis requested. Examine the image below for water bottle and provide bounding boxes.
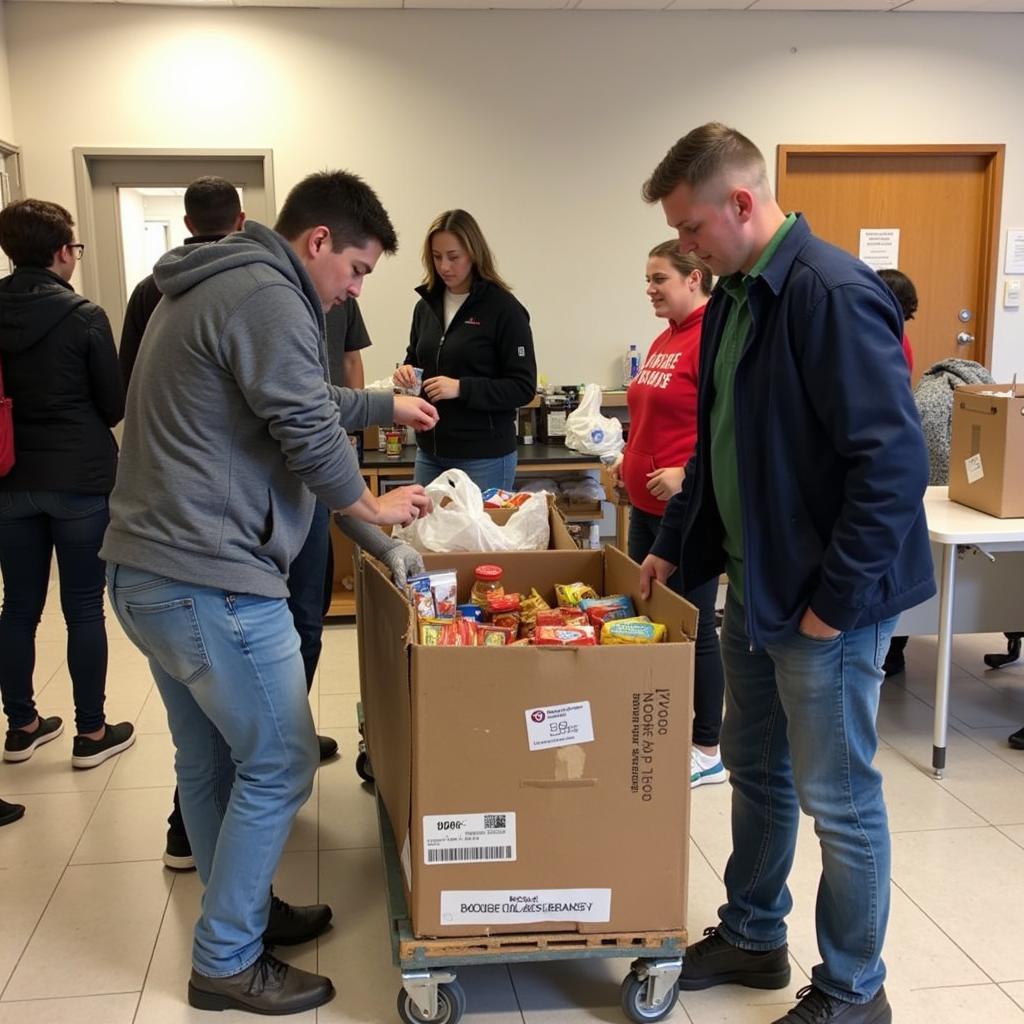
[623,344,641,387]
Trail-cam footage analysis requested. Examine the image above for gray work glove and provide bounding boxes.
[334,514,425,588]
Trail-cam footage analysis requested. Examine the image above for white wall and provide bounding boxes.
[0,4,14,142]
[5,2,1024,384]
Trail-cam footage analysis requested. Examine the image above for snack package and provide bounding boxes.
[488,594,522,635]
[536,608,589,629]
[457,603,484,621]
[580,594,636,617]
[477,624,514,646]
[481,487,516,509]
[407,569,458,619]
[555,582,600,608]
[519,588,551,639]
[601,616,667,645]
[506,492,534,508]
[419,618,460,645]
[534,624,598,646]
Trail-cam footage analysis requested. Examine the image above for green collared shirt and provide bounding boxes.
[709,213,797,605]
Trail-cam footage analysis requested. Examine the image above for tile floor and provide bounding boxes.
[2,586,1024,1023]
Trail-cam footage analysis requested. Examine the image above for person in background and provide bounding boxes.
[639,123,933,1024]
[394,209,536,492]
[0,796,25,826]
[877,268,916,375]
[610,241,725,788]
[119,176,246,386]
[102,170,437,1016]
[0,199,135,771]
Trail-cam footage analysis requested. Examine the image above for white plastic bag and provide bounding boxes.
[564,384,624,458]
[393,469,551,553]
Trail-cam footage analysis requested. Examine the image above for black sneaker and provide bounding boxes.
[0,798,25,827]
[1009,726,1024,751]
[188,951,335,1015]
[3,715,64,763]
[317,734,339,762]
[163,830,196,871]
[264,894,333,946]
[772,985,891,1023]
[71,721,135,769]
[679,926,791,992]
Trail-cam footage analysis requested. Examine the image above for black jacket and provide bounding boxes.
[404,278,536,458]
[0,267,124,494]
[119,234,223,386]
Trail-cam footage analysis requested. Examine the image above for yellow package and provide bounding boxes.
[519,587,551,638]
[555,582,600,608]
[601,616,667,645]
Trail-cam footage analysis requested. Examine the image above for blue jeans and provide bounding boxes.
[414,450,517,491]
[106,564,318,977]
[628,506,724,747]
[0,490,110,733]
[718,590,895,1004]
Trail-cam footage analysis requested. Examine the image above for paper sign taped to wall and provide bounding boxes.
[859,228,900,271]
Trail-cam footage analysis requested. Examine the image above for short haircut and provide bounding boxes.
[0,198,74,269]
[877,269,918,321]
[421,209,511,292]
[274,170,397,255]
[642,122,768,204]
[184,176,242,235]
[648,240,713,296]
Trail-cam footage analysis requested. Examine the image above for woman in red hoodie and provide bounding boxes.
[614,241,724,787]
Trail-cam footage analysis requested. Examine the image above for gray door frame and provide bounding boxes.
[72,147,275,303]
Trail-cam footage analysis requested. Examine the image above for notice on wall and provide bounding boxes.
[1006,230,1024,275]
[440,888,612,926]
[859,228,900,271]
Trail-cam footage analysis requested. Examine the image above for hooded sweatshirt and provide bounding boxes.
[0,267,123,494]
[100,221,393,598]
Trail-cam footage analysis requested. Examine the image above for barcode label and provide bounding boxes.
[423,812,517,866]
[427,845,514,863]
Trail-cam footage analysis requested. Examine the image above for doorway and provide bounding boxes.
[776,145,1004,381]
[72,149,274,331]
[0,139,24,277]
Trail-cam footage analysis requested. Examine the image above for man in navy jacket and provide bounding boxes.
[640,123,933,1024]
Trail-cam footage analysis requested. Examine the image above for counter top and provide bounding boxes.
[361,443,602,471]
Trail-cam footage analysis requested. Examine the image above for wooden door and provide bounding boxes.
[776,146,1003,382]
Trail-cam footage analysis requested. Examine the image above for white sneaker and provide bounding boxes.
[691,749,726,788]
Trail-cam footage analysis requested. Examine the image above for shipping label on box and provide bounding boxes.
[524,701,594,751]
[440,888,612,926]
[423,812,517,865]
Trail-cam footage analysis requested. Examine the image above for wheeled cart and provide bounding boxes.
[372,786,686,1024]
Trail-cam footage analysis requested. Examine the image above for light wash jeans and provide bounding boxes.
[106,564,318,977]
[717,590,896,1004]
[414,450,517,491]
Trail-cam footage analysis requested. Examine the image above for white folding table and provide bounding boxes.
[895,487,1024,777]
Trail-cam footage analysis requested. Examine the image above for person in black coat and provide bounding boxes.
[0,198,134,770]
[394,209,536,492]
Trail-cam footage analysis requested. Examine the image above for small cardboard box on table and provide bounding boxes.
[948,383,1024,518]
[355,544,695,940]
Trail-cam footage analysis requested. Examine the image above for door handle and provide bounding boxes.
[956,332,975,346]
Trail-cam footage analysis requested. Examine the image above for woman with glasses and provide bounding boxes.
[0,199,135,771]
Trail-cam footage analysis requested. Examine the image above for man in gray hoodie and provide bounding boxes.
[102,170,436,1016]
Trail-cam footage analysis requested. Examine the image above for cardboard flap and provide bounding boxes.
[603,545,699,642]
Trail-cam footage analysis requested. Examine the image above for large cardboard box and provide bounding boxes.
[949,383,1024,518]
[357,545,695,939]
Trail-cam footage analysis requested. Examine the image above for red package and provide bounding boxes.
[586,602,633,631]
[534,624,597,646]
[487,593,522,615]
[477,624,514,646]
[536,608,589,629]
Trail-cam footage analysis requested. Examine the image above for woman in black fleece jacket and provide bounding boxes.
[394,209,536,491]
[0,199,133,771]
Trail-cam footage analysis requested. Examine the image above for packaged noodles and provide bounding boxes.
[519,588,551,639]
[554,582,600,608]
[601,616,667,645]
[536,608,589,629]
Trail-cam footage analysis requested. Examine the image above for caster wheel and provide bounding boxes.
[355,750,375,783]
[620,970,679,1023]
[396,980,466,1024]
